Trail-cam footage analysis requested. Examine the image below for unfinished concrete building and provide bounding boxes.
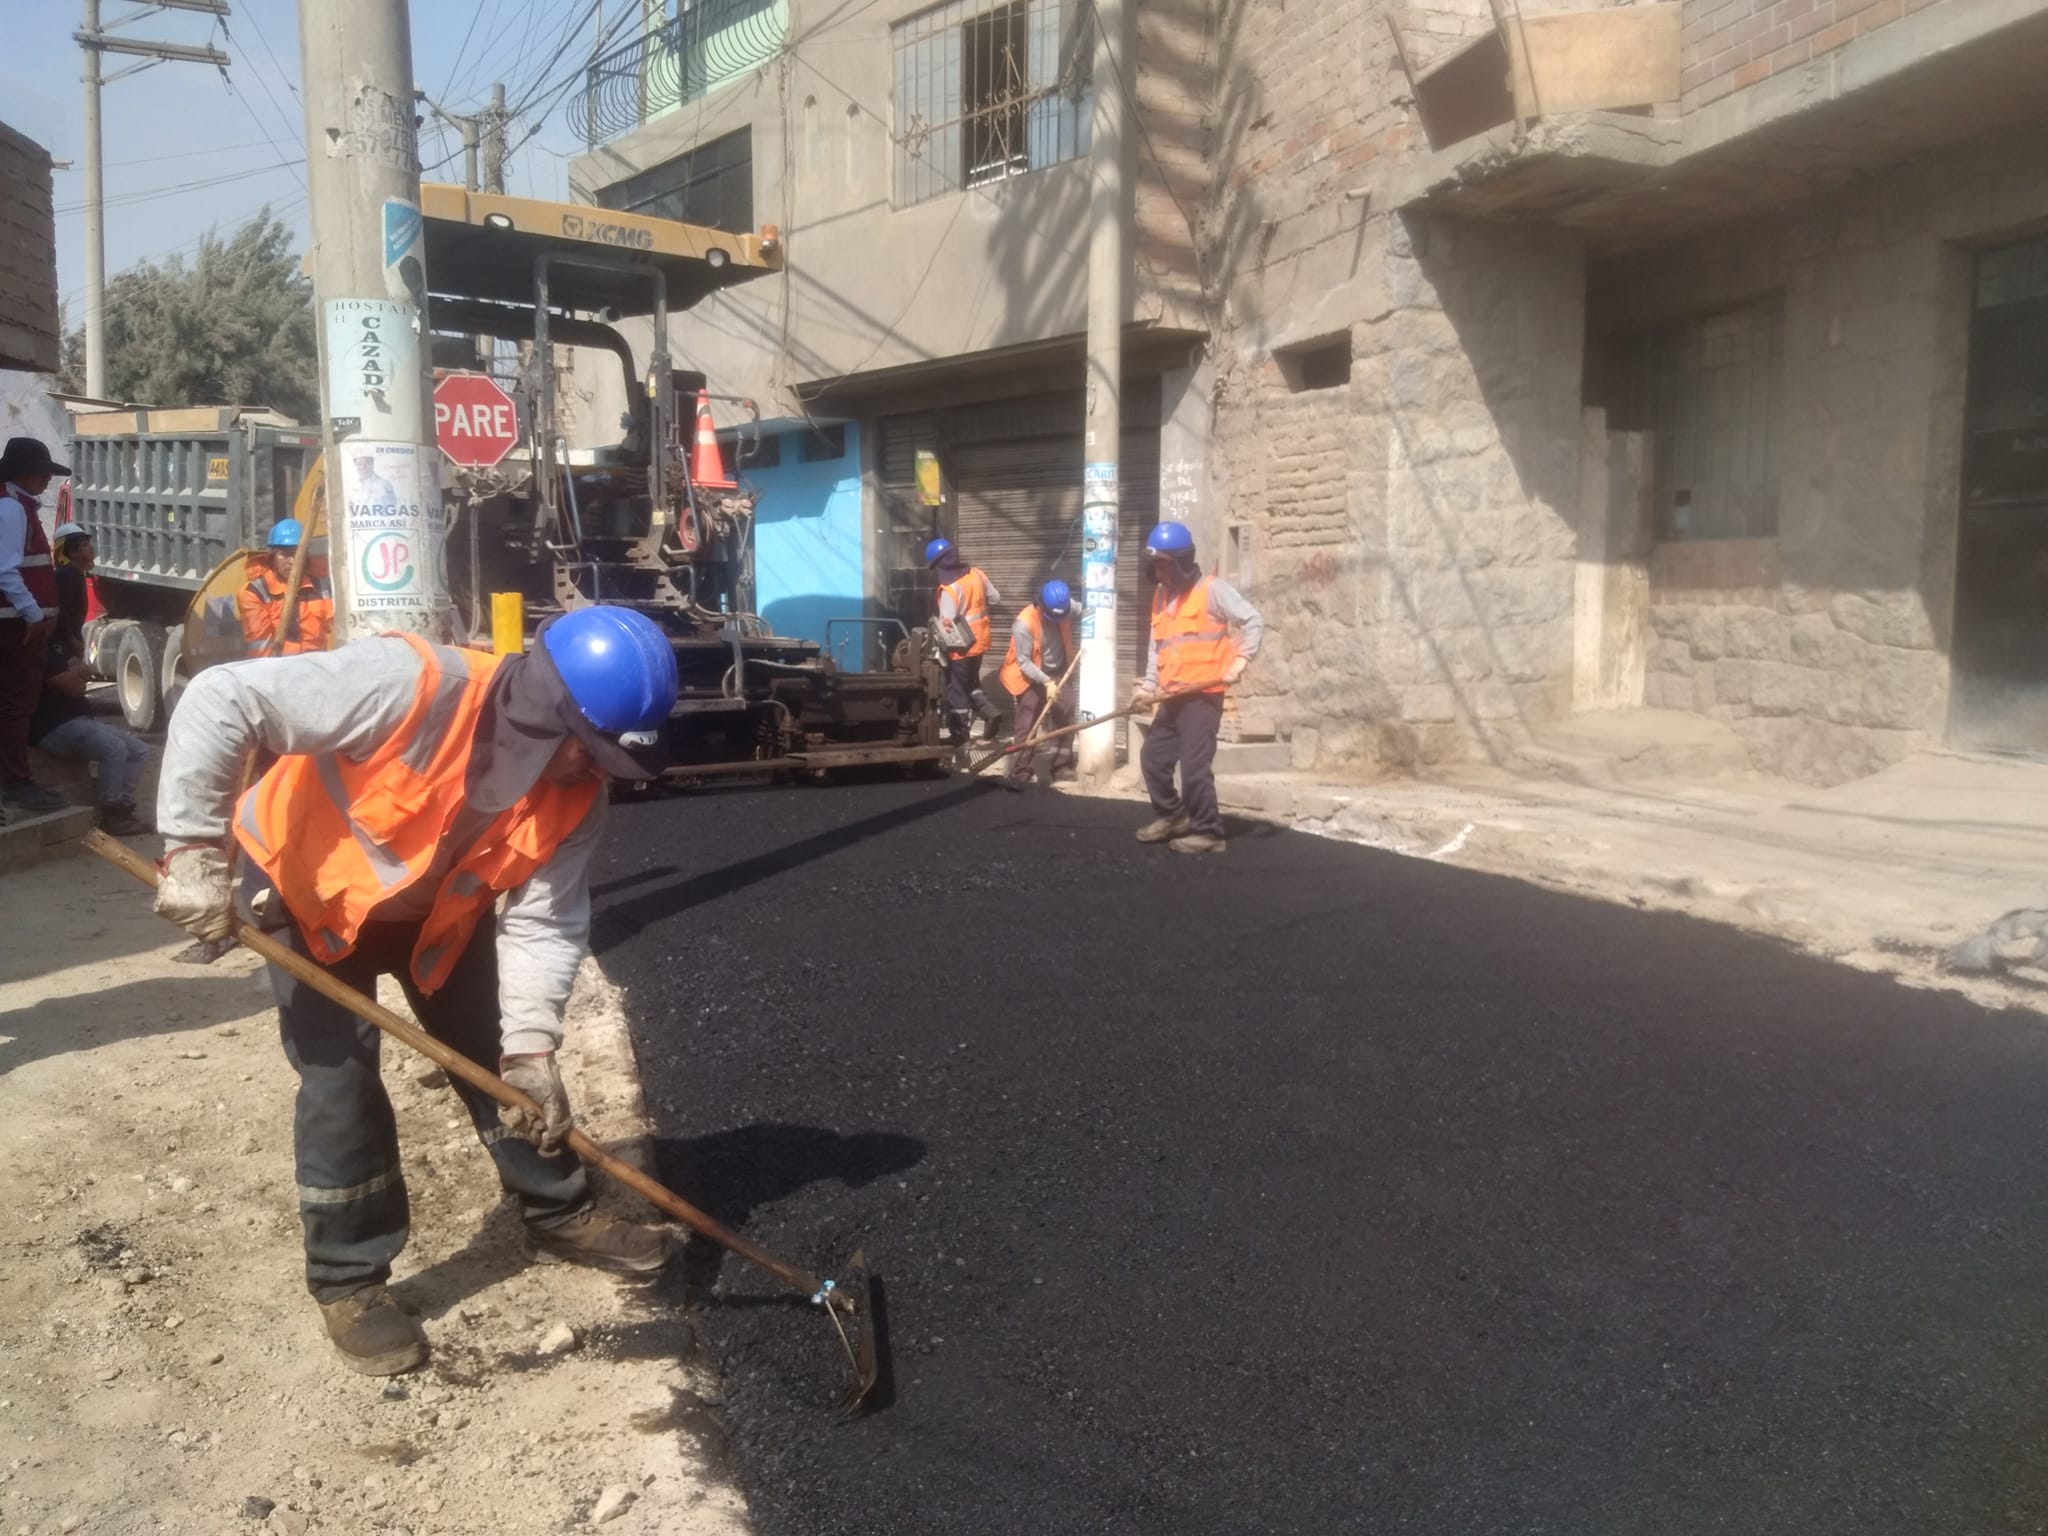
[570,0,2048,784]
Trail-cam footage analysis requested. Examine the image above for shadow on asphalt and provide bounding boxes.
[590,782,988,952]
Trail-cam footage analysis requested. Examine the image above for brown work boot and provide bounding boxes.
[529,1210,671,1277]
[1136,813,1192,844]
[1170,832,1227,856]
[318,1285,428,1377]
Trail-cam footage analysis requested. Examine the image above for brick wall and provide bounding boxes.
[0,121,58,375]
[1681,0,1925,109]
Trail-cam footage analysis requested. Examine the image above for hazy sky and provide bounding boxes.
[10,1,624,338]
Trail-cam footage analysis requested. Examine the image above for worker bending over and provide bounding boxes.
[926,537,1003,764]
[236,518,334,656]
[1133,520,1264,855]
[152,608,679,1377]
[998,579,1076,791]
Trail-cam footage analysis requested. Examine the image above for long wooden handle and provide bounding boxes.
[967,687,1203,775]
[972,652,1083,778]
[86,830,830,1301]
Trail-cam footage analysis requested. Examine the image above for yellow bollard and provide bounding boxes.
[490,593,525,656]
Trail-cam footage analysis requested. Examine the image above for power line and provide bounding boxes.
[101,138,280,169]
[238,4,303,101]
[213,16,307,191]
[56,160,304,216]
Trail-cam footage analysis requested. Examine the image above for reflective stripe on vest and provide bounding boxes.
[234,633,602,993]
[1152,577,1235,694]
[1000,607,1073,697]
[939,569,992,658]
[0,493,57,619]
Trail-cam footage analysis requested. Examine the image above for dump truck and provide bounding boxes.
[67,187,948,776]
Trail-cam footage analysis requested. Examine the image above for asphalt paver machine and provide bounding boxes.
[417,187,947,779]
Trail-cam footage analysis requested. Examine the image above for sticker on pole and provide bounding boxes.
[433,372,520,467]
[323,298,423,436]
[340,442,434,616]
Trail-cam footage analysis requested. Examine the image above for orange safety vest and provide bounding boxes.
[233,633,603,993]
[237,560,335,656]
[1000,606,1073,697]
[1151,576,1236,695]
[937,568,993,659]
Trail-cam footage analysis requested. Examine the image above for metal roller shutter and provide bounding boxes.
[879,383,1162,751]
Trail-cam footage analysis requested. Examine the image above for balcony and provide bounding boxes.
[569,0,789,148]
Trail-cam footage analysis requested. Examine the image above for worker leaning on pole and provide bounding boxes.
[1131,520,1264,856]
[150,606,682,1377]
[235,518,334,657]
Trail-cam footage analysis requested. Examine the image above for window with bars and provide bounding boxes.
[1638,299,1785,543]
[892,0,1092,208]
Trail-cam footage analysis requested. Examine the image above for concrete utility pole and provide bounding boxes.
[1076,0,1132,787]
[298,0,448,642]
[483,82,507,195]
[76,0,231,397]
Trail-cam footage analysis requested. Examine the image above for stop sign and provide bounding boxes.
[433,372,520,467]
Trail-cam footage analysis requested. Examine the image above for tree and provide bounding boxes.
[61,209,319,422]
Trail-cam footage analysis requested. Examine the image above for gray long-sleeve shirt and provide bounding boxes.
[1144,577,1265,688]
[158,637,603,1056]
[1009,612,1070,688]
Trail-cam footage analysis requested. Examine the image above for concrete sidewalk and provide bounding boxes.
[1113,712,2048,1013]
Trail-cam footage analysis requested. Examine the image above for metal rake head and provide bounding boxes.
[814,1250,888,1420]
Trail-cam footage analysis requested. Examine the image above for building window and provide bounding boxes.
[731,430,780,470]
[1278,335,1352,393]
[594,127,754,235]
[893,0,1091,208]
[800,425,848,462]
[1639,299,1784,542]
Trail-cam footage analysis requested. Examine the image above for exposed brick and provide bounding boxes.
[1715,8,1770,45]
[1784,4,1834,40]
[1751,22,1788,52]
[1709,37,1755,71]
[1810,16,1857,50]
[1772,0,1816,23]
[1731,54,1772,87]
[1830,0,1882,17]
[1696,68,1738,105]
[1855,0,1903,28]
[1768,38,1813,67]
[1680,60,1709,91]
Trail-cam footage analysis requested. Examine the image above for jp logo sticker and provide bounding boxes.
[358,531,417,594]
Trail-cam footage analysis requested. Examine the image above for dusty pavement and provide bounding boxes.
[0,853,746,1536]
[591,778,2048,1536]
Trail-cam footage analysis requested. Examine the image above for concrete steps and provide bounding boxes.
[0,803,96,874]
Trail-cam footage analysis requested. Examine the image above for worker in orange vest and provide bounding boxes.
[1131,520,1264,855]
[998,579,1077,791]
[926,537,1004,765]
[236,518,335,656]
[150,608,681,1378]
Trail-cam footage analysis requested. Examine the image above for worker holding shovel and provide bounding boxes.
[149,608,682,1377]
[998,579,1079,792]
[1132,521,1264,856]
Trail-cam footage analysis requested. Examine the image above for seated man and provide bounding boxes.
[30,641,151,835]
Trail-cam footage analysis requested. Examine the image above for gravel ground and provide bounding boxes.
[592,778,2048,1536]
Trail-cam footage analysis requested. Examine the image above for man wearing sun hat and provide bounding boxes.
[0,437,73,815]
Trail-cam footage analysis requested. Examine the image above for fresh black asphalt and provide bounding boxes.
[589,778,2048,1536]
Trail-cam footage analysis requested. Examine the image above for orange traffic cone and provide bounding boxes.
[690,390,736,491]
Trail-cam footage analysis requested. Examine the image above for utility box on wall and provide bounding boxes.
[0,121,58,375]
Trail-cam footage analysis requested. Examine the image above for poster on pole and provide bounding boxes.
[323,298,423,439]
[1080,461,1119,641]
[339,442,439,620]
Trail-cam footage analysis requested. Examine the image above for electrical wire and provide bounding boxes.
[56,161,304,216]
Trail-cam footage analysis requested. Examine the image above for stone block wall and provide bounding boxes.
[1681,0,1926,109]
[1590,125,2048,784]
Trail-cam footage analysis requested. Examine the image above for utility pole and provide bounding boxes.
[1077,0,1131,787]
[483,82,507,195]
[76,0,231,397]
[298,0,448,642]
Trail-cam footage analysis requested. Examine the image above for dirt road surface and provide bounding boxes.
[0,854,745,1536]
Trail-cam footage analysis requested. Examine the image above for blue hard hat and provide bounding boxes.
[268,518,304,549]
[1144,520,1194,556]
[541,606,680,737]
[1039,579,1072,615]
[924,537,954,567]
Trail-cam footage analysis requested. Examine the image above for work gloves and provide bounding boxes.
[155,845,234,942]
[1130,680,1159,710]
[500,1052,574,1156]
[1044,679,1062,706]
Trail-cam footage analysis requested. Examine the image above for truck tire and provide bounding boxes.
[159,625,190,721]
[113,620,168,734]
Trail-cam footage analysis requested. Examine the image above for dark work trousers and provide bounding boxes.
[1141,691,1227,837]
[269,915,590,1302]
[1006,684,1075,783]
[0,618,47,787]
[944,655,991,738]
